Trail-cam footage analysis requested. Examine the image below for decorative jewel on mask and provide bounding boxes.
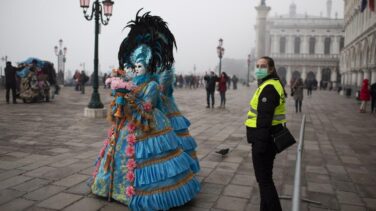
[255,68,268,79]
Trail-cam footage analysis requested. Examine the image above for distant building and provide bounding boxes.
[255,0,345,88]
[339,0,376,90]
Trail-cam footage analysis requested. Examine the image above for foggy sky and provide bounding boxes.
[0,0,344,76]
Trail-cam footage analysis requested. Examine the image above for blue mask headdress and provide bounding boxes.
[130,44,152,68]
[118,9,177,73]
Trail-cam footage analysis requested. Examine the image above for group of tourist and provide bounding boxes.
[72,70,89,94]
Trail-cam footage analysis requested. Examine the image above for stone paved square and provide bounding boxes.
[0,85,375,211]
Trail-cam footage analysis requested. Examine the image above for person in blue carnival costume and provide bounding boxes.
[90,10,200,211]
[158,68,200,173]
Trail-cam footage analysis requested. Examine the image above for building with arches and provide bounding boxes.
[255,0,344,88]
[339,0,376,91]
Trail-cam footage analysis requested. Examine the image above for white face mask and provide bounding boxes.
[134,62,146,76]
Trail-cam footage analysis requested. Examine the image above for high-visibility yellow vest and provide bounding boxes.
[244,79,286,128]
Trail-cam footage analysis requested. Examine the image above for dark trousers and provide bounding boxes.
[307,88,312,96]
[206,90,214,107]
[295,100,302,112]
[247,127,282,211]
[251,140,282,211]
[6,85,17,103]
[220,91,226,106]
[371,97,376,113]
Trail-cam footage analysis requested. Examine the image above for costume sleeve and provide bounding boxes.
[255,84,280,141]
[143,81,160,107]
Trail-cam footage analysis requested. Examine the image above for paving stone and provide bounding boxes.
[0,198,35,211]
[63,197,104,211]
[0,175,33,190]
[337,191,364,206]
[340,204,367,211]
[214,196,248,211]
[37,192,82,210]
[0,189,25,205]
[11,178,50,192]
[222,184,252,199]
[53,174,88,187]
[0,169,25,180]
[216,162,240,173]
[65,181,91,195]
[200,183,224,195]
[49,158,80,168]
[24,185,67,201]
[100,202,130,211]
[24,166,57,177]
[230,174,255,186]
[307,182,334,194]
[363,198,376,209]
[204,170,233,185]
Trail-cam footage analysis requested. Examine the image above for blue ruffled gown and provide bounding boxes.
[90,74,200,211]
[158,71,200,173]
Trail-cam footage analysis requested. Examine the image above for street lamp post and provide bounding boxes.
[247,54,251,87]
[54,39,67,85]
[217,38,225,75]
[79,0,114,109]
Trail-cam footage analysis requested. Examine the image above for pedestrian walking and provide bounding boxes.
[306,79,313,96]
[371,81,376,113]
[80,71,89,94]
[359,79,370,113]
[5,61,18,104]
[245,56,286,211]
[73,70,81,91]
[204,71,217,108]
[232,75,238,90]
[292,78,304,113]
[218,72,229,108]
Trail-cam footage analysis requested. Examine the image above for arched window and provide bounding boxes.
[324,37,331,54]
[280,37,286,54]
[309,37,315,54]
[340,37,344,51]
[294,37,301,54]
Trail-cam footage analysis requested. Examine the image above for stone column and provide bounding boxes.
[371,69,376,84]
[357,71,364,87]
[316,36,324,54]
[302,35,309,54]
[330,68,337,88]
[302,66,307,81]
[317,67,322,88]
[287,66,292,86]
[287,35,294,54]
[255,4,271,58]
[333,36,340,54]
[352,71,357,86]
[363,69,370,80]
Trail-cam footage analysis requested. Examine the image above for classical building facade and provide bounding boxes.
[255,0,345,87]
[339,0,376,90]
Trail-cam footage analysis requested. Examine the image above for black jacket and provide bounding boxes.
[204,74,218,92]
[5,64,17,87]
[247,72,285,143]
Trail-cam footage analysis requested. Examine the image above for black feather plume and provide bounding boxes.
[118,9,177,73]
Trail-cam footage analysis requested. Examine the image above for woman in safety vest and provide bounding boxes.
[245,56,286,211]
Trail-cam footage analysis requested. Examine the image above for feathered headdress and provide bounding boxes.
[118,9,177,73]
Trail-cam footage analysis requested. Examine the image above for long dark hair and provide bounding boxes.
[259,56,287,97]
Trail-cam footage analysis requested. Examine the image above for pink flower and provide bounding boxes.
[103,139,109,146]
[110,80,120,90]
[127,134,136,145]
[126,145,135,157]
[126,171,135,182]
[143,102,152,112]
[99,147,106,157]
[126,159,137,170]
[107,128,113,137]
[127,122,136,133]
[105,77,112,85]
[92,170,98,177]
[125,186,135,197]
[125,81,136,90]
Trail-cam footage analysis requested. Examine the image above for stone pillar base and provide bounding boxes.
[84,107,107,118]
